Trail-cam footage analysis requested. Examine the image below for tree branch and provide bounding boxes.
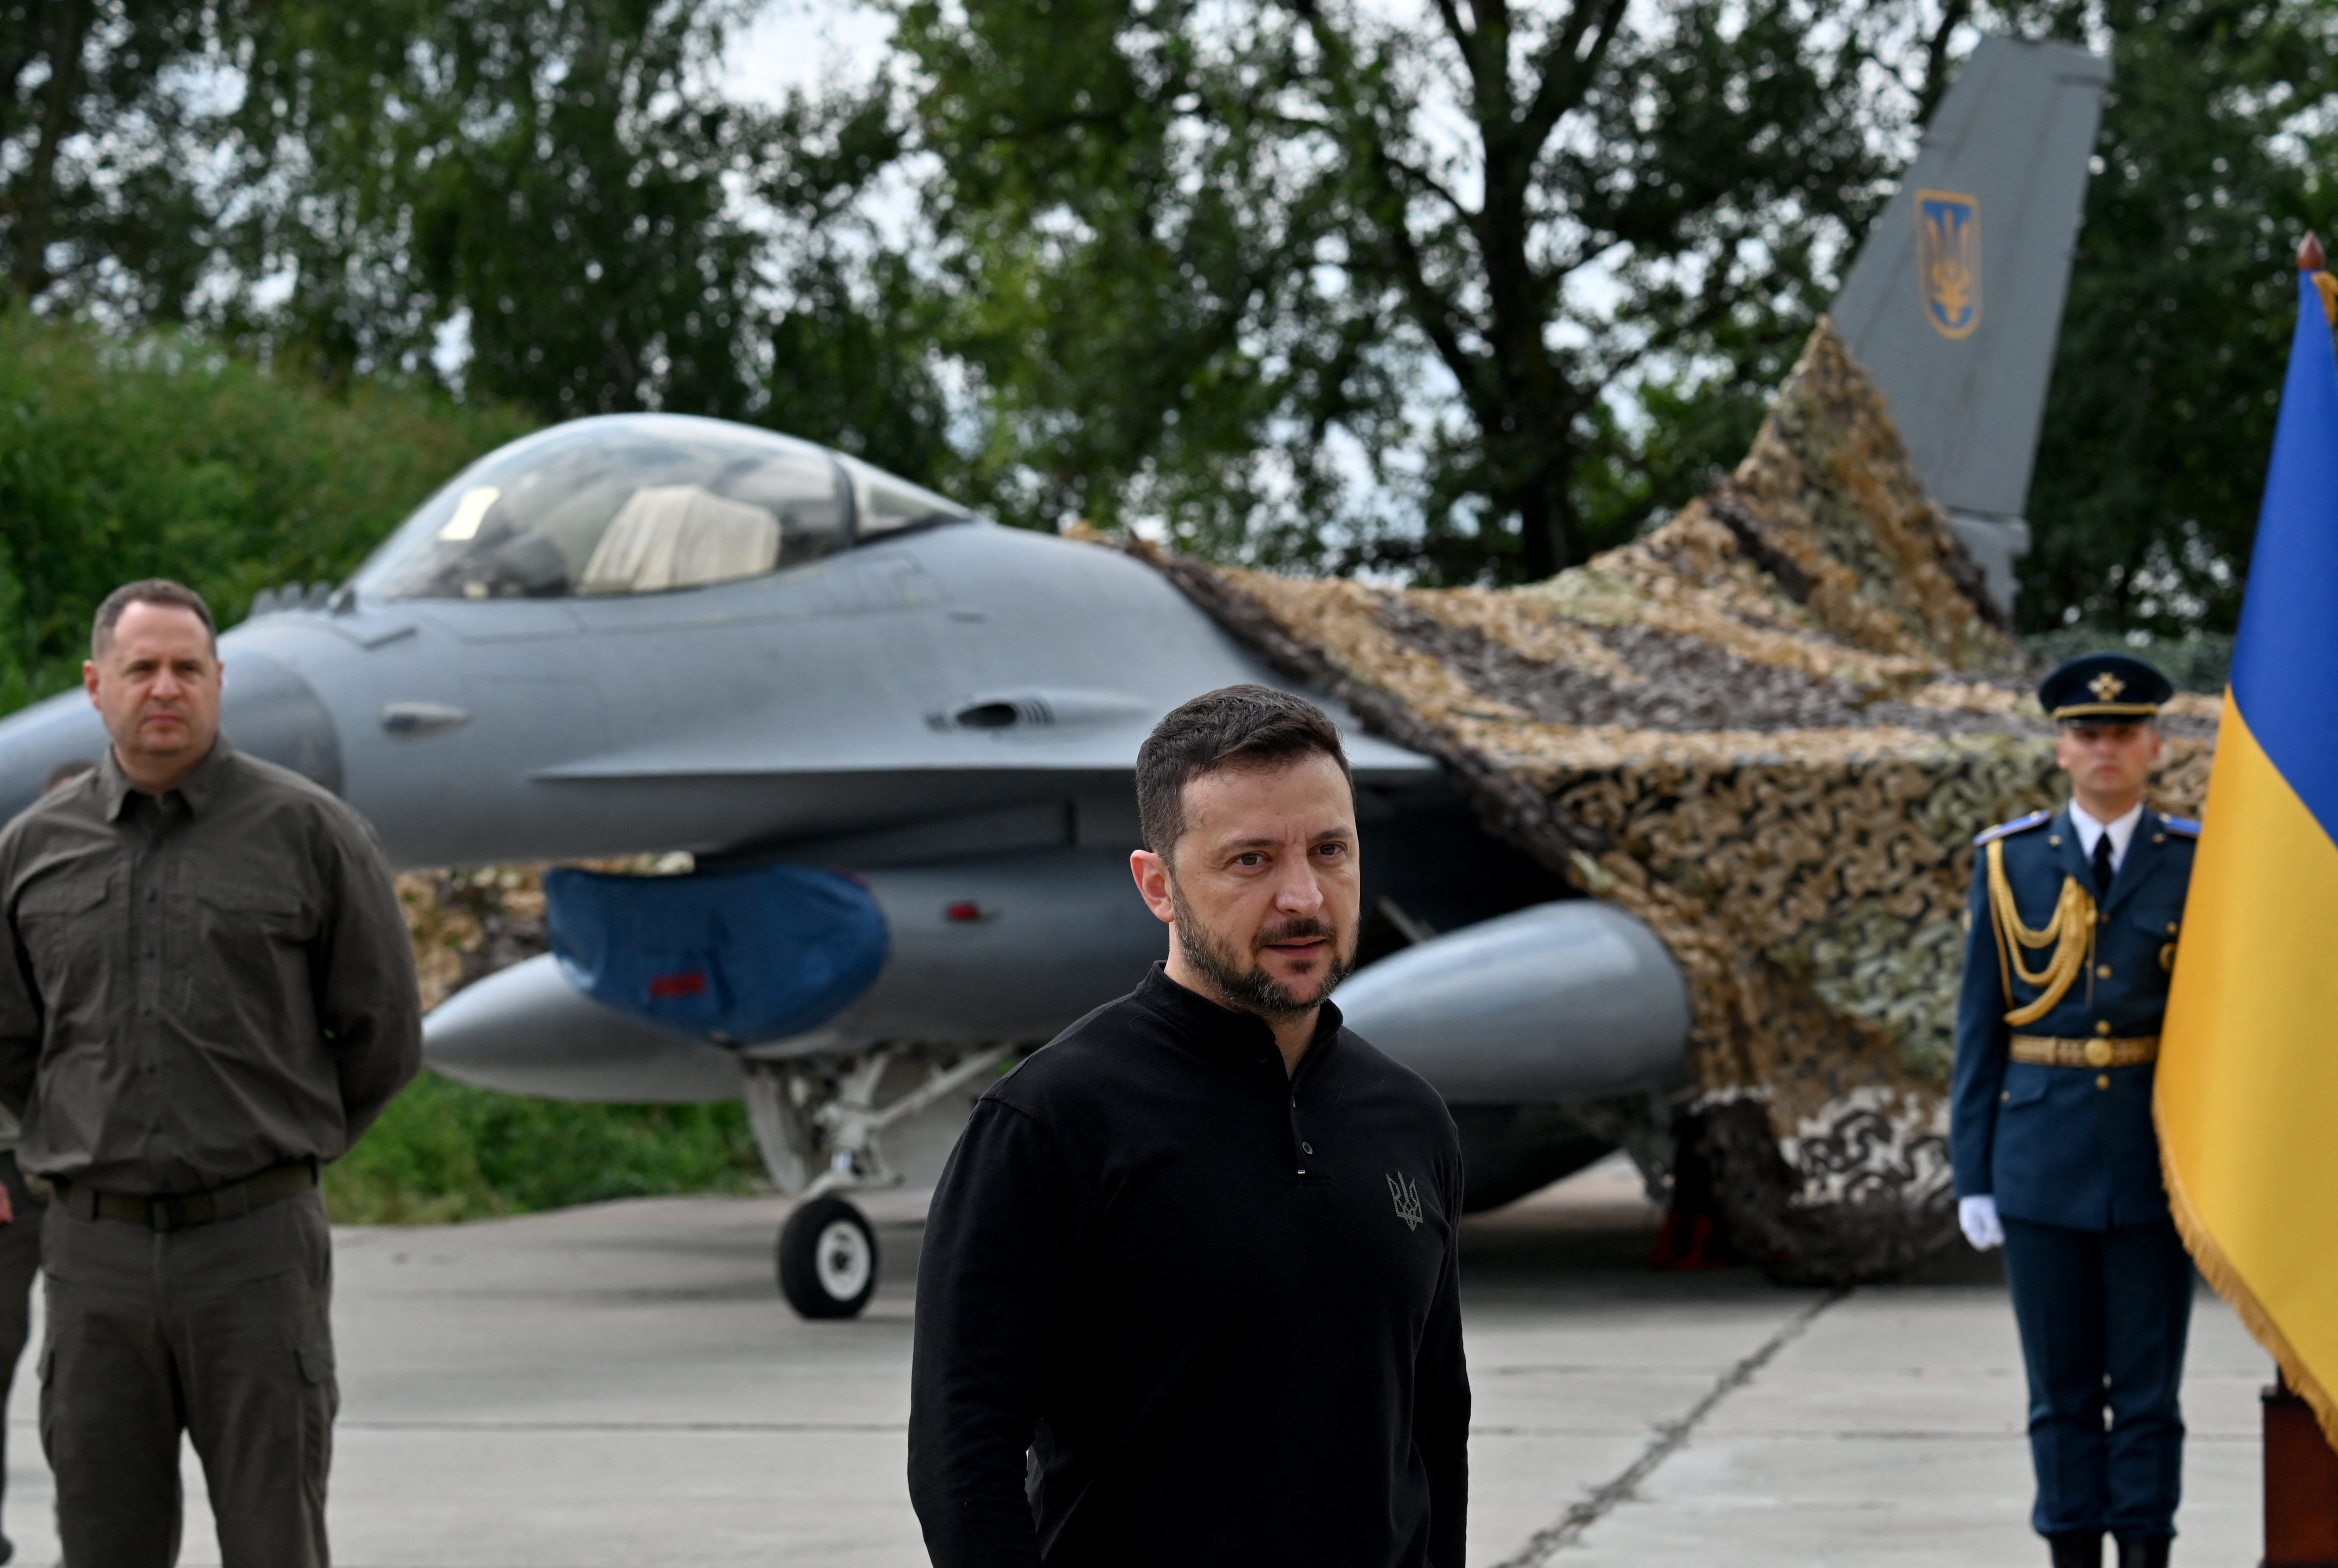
[1521,0,1630,151]
[1281,0,1492,415]
[12,0,93,302]
[1914,0,1973,123]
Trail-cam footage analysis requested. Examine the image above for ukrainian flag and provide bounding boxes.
[2158,255,2338,1442]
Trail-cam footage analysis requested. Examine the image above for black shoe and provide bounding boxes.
[2048,1532,2102,1568]
[2115,1537,2171,1568]
[0,1528,16,1564]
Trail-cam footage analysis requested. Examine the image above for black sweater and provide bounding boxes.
[908,964,1470,1568]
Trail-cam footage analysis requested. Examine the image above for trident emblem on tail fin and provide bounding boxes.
[1917,190,1982,340]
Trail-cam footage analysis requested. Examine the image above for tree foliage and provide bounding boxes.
[220,0,772,416]
[896,0,1932,577]
[0,310,533,707]
[2016,0,2338,635]
[5,0,2333,626]
[0,0,222,317]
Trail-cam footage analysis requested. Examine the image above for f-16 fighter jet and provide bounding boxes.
[0,36,2112,1316]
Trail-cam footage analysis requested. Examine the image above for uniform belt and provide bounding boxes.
[2009,1033,2160,1069]
[57,1158,317,1232]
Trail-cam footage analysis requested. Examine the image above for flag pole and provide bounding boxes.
[2266,1365,2338,1566]
[2255,233,2338,1568]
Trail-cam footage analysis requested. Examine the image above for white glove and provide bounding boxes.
[1959,1194,2004,1251]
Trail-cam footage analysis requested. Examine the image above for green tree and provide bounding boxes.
[752,84,965,486]
[15,0,2335,630]
[214,0,769,419]
[0,311,532,707]
[0,0,225,316]
[2017,0,2338,636]
[890,0,1940,577]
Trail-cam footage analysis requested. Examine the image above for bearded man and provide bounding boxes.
[908,684,1469,1568]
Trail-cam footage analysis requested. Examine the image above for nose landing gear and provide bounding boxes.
[777,1196,878,1318]
[743,1045,1009,1319]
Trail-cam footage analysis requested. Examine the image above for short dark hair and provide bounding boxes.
[92,579,216,657]
[1136,685,1352,858]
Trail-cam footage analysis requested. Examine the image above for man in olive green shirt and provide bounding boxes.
[0,761,92,1564]
[0,579,421,1568]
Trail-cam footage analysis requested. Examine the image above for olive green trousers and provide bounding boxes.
[40,1187,336,1568]
[0,1151,43,1544]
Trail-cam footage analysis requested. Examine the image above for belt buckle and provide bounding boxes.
[2084,1037,2115,1069]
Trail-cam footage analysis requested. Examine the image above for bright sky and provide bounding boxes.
[718,0,894,105]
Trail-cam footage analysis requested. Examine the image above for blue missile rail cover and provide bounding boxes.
[1972,809,2052,847]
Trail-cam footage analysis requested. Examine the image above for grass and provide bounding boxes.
[323,1072,766,1225]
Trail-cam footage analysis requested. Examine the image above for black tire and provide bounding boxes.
[777,1196,879,1319]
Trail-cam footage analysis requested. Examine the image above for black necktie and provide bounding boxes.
[2092,832,2115,897]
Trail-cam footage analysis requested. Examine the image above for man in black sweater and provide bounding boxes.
[908,685,1469,1568]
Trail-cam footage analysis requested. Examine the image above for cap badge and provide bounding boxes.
[2089,672,2126,702]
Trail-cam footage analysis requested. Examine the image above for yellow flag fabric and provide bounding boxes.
[2158,272,2338,1445]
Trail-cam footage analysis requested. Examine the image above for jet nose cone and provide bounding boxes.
[218,647,342,795]
[0,691,108,824]
[0,647,343,826]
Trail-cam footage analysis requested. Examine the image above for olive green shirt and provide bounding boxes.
[0,737,420,1195]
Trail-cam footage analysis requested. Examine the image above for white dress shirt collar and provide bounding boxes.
[2068,800,2145,873]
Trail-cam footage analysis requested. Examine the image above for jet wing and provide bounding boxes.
[527,692,1438,784]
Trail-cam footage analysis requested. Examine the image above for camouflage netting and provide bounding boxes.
[398,867,549,1015]
[1122,320,2219,1284]
[396,853,689,1012]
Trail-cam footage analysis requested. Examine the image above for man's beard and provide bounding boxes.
[1168,881,1353,1020]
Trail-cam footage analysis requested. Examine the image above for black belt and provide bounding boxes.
[58,1158,317,1232]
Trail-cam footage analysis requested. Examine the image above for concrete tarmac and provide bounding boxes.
[0,1158,2268,1566]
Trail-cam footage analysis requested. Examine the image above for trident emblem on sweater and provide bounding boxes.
[1387,1172,1423,1231]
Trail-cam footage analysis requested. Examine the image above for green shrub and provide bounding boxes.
[324,1072,766,1225]
[0,313,536,707]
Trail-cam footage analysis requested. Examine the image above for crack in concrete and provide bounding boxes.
[1493,1288,1850,1566]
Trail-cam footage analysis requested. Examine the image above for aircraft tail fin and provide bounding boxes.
[1831,35,2113,615]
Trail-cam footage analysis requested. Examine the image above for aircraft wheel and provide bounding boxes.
[777,1196,879,1319]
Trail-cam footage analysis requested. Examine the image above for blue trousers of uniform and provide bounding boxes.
[2002,1216,2194,1540]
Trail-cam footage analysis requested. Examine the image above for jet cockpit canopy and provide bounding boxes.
[356,414,973,601]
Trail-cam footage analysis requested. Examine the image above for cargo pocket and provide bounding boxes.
[298,1338,338,1506]
[35,1335,60,1470]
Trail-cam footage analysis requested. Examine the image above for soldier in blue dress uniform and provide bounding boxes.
[1953,653,2198,1568]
